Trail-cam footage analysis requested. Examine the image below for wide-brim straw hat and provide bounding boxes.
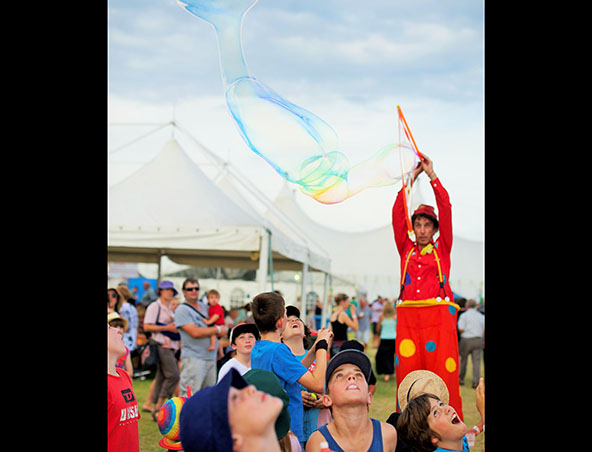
[397,370,449,411]
[107,312,129,332]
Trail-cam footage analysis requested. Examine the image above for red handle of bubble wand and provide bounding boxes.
[397,106,414,235]
[397,105,424,161]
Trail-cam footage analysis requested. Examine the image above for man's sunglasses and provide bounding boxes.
[184,287,200,291]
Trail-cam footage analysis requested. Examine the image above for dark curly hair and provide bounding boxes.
[411,213,439,231]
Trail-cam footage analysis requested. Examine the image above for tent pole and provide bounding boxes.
[321,272,329,329]
[300,261,309,327]
[257,230,270,294]
[157,251,164,286]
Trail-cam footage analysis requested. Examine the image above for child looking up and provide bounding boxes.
[250,291,333,451]
[108,322,140,451]
[396,377,485,452]
[306,349,398,452]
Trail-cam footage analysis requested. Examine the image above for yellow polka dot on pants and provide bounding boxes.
[445,357,457,372]
[399,339,416,357]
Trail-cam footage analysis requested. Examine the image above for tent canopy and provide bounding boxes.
[108,139,331,273]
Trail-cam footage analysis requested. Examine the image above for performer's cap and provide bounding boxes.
[412,204,437,221]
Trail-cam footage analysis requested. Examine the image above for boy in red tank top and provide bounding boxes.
[108,321,140,451]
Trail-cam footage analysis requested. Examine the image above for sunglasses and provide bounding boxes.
[184,287,200,291]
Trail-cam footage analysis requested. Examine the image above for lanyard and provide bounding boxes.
[398,243,450,302]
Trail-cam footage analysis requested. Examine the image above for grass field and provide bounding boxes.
[133,341,484,451]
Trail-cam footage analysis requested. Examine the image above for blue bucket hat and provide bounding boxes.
[180,368,248,452]
[158,280,178,297]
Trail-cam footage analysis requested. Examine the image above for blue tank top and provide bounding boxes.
[380,317,396,340]
[318,418,383,452]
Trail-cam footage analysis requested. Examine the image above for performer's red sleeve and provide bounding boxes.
[392,187,412,256]
[431,178,452,253]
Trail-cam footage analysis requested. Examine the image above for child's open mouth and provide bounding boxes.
[451,414,460,424]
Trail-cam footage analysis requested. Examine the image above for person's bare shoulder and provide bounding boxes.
[381,421,398,452]
[305,430,325,452]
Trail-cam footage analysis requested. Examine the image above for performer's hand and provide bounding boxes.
[419,154,436,180]
[411,160,423,183]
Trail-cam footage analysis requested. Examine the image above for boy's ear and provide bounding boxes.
[232,433,244,451]
[322,394,333,408]
[367,391,373,406]
[431,436,439,445]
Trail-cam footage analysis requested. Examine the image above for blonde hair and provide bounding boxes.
[117,285,132,301]
[382,302,396,317]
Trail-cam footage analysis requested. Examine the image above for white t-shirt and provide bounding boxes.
[217,357,250,383]
[458,309,485,339]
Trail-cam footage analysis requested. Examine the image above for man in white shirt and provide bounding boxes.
[457,299,485,388]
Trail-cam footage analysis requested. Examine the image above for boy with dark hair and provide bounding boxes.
[306,349,398,452]
[217,322,260,382]
[250,291,334,450]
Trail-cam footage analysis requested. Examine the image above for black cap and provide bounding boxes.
[229,323,260,344]
[325,349,372,391]
[285,305,301,319]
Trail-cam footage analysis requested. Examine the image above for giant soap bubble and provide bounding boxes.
[177,0,420,203]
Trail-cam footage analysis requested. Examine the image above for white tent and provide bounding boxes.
[108,138,331,293]
[264,181,484,301]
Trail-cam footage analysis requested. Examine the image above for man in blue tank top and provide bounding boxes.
[306,349,398,452]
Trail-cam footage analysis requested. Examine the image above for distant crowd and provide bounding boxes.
[108,278,484,452]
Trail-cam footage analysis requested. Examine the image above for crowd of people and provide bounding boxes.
[108,154,485,451]
[108,280,484,452]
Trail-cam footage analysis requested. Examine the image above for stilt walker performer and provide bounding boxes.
[392,154,463,420]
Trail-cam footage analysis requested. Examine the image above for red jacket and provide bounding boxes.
[392,178,453,301]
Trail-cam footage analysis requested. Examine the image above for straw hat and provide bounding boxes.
[397,370,449,411]
[107,312,129,332]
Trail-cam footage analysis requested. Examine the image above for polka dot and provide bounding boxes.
[448,305,457,315]
[425,341,437,352]
[445,357,457,372]
[399,339,416,358]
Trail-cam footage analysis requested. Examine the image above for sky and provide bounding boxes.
[108,0,484,241]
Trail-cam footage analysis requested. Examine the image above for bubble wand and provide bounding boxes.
[397,105,423,238]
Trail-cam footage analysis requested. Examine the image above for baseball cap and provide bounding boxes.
[412,204,438,221]
[325,349,372,391]
[229,323,260,345]
[285,305,301,319]
[180,368,248,452]
[242,369,290,439]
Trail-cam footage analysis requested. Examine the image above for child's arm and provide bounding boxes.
[301,328,332,369]
[297,330,332,393]
[467,377,485,435]
[204,314,220,325]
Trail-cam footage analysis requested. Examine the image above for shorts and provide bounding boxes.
[179,356,217,396]
[355,328,370,345]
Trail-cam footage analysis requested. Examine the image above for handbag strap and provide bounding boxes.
[181,302,209,320]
